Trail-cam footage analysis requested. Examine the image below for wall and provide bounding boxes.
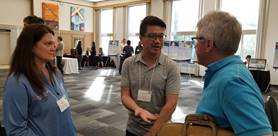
[0,0,31,26]
[0,30,10,65]
[150,0,164,19]
[33,0,93,32]
[56,30,94,54]
[264,0,278,85]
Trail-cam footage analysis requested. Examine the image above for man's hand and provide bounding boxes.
[134,107,159,123]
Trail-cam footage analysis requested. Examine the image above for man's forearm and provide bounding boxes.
[148,98,177,135]
[121,92,140,112]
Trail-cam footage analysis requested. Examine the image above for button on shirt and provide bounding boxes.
[196,55,272,136]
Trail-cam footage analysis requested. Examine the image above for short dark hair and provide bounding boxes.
[23,15,45,25]
[246,55,251,59]
[127,40,131,45]
[57,36,63,41]
[139,16,166,36]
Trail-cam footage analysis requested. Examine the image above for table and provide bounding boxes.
[63,57,79,74]
[249,69,270,93]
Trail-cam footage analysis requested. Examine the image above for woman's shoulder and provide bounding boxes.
[6,74,28,85]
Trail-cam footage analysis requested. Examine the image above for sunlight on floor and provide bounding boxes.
[189,79,204,87]
[85,77,105,101]
[105,84,113,104]
[171,106,186,123]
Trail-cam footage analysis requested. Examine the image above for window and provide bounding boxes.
[100,9,113,55]
[170,0,201,62]
[171,0,200,41]
[220,0,260,58]
[128,5,146,49]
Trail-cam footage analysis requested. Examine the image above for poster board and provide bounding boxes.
[168,41,179,60]
[108,40,121,55]
[177,41,192,60]
[71,7,85,31]
[42,2,59,30]
[273,42,278,68]
[164,41,194,61]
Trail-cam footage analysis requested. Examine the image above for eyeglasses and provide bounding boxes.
[191,36,205,45]
[144,33,167,41]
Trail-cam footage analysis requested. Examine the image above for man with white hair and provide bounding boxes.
[194,11,272,136]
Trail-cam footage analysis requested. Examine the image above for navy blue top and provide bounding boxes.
[3,71,76,136]
[196,55,272,136]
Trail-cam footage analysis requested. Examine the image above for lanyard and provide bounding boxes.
[47,75,66,100]
[139,60,158,92]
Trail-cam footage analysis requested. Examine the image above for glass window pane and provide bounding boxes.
[221,0,259,30]
[128,36,139,50]
[242,34,256,58]
[101,36,112,56]
[101,9,113,34]
[236,34,256,58]
[128,5,146,35]
[171,0,199,32]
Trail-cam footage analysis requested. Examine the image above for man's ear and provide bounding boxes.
[205,39,214,52]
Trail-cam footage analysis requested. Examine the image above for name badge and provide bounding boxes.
[57,95,70,112]
[137,89,152,102]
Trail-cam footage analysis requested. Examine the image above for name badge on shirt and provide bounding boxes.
[57,95,70,112]
[137,89,152,102]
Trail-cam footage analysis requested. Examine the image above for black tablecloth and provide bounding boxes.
[249,69,270,93]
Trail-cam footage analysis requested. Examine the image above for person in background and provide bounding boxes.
[23,15,44,26]
[123,40,134,58]
[121,16,180,136]
[194,11,272,136]
[76,41,83,70]
[82,48,90,67]
[120,38,127,49]
[3,24,76,136]
[90,41,97,67]
[97,48,104,68]
[135,41,143,54]
[119,40,134,74]
[244,54,251,67]
[56,36,64,74]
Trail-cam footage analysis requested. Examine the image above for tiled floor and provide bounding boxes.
[0,67,278,136]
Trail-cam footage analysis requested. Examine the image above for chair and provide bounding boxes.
[265,96,278,131]
[0,123,6,136]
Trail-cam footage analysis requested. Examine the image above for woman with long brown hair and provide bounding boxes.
[3,24,76,136]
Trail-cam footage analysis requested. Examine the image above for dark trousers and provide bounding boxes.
[56,56,63,74]
[126,130,138,136]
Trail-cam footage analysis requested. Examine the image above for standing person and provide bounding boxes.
[3,24,76,136]
[76,41,83,70]
[135,41,143,54]
[90,41,97,67]
[56,36,64,74]
[119,40,134,74]
[97,48,104,68]
[123,40,134,58]
[194,11,272,136]
[121,16,181,136]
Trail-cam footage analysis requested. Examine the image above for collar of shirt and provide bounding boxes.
[204,55,243,88]
[135,53,166,66]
